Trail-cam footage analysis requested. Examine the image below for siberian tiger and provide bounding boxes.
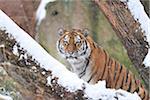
[56,28,149,100]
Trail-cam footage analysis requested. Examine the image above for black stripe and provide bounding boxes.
[120,75,124,89]
[125,69,129,83]
[79,43,91,79]
[134,76,138,86]
[142,90,146,100]
[80,41,88,56]
[93,43,96,48]
[85,58,90,67]
[127,80,132,92]
[120,65,123,74]
[113,61,118,80]
[79,70,85,78]
[87,74,93,83]
[134,87,139,94]
[79,58,90,78]
[100,50,108,79]
[115,65,123,87]
[117,64,124,89]
[109,58,113,67]
[86,50,94,83]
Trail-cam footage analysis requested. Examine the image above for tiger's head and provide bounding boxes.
[56,28,91,63]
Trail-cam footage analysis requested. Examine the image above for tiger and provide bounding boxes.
[56,28,149,100]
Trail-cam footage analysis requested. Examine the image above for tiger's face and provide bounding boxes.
[57,28,91,63]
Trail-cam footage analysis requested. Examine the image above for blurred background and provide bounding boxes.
[36,0,133,71]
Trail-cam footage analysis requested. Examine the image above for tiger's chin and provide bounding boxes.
[66,56,83,65]
[66,56,77,60]
[66,56,78,62]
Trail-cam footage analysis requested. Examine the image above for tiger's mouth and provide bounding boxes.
[66,56,78,60]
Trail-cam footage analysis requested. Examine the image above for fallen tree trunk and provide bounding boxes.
[94,0,149,88]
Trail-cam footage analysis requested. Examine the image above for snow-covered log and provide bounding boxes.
[0,10,141,100]
[94,0,149,88]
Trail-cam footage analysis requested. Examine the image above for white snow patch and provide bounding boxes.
[13,45,19,56]
[0,94,13,100]
[36,0,56,26]
[120,0,127,2]
[0,44,5,48]
[84,81,140,100]
[0,10,141,100]
[120,0,150,67]
[143,49,150,67]
[126,0,150,44]
[41,71,46,75]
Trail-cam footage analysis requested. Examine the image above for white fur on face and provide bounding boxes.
[64,35,70,42]
[75,35,81,43]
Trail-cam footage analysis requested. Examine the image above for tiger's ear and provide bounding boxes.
[57,28,64,36]
[82,28,89,37]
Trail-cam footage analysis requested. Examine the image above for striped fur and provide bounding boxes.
[56,28,149,100]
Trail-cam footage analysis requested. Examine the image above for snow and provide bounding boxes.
[84,81,140,100]
[0,10,141,100]
[126,0,150,43]
[143,49,150,67]
[13,45,19,56]
[120,0,150,67]
[0,44,5,48]
[36,0,56,26]
[0,94,13,100]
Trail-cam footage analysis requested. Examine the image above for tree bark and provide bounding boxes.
[94,0,149,88]
[0,0,40,38]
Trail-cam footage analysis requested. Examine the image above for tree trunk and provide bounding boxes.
[94,0,149,88]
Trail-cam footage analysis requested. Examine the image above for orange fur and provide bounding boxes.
[87,37,149,100]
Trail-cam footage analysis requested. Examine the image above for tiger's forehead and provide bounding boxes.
[63,31,84,37]
[63,31,83,42]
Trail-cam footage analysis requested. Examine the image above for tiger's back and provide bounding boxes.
[90,45,148,99]
[56,28,149,100]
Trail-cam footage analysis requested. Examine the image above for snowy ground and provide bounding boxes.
[120,0,150,67]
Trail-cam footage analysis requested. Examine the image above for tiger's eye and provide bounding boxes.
[76,42,81,47]
[63,41,68,46]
